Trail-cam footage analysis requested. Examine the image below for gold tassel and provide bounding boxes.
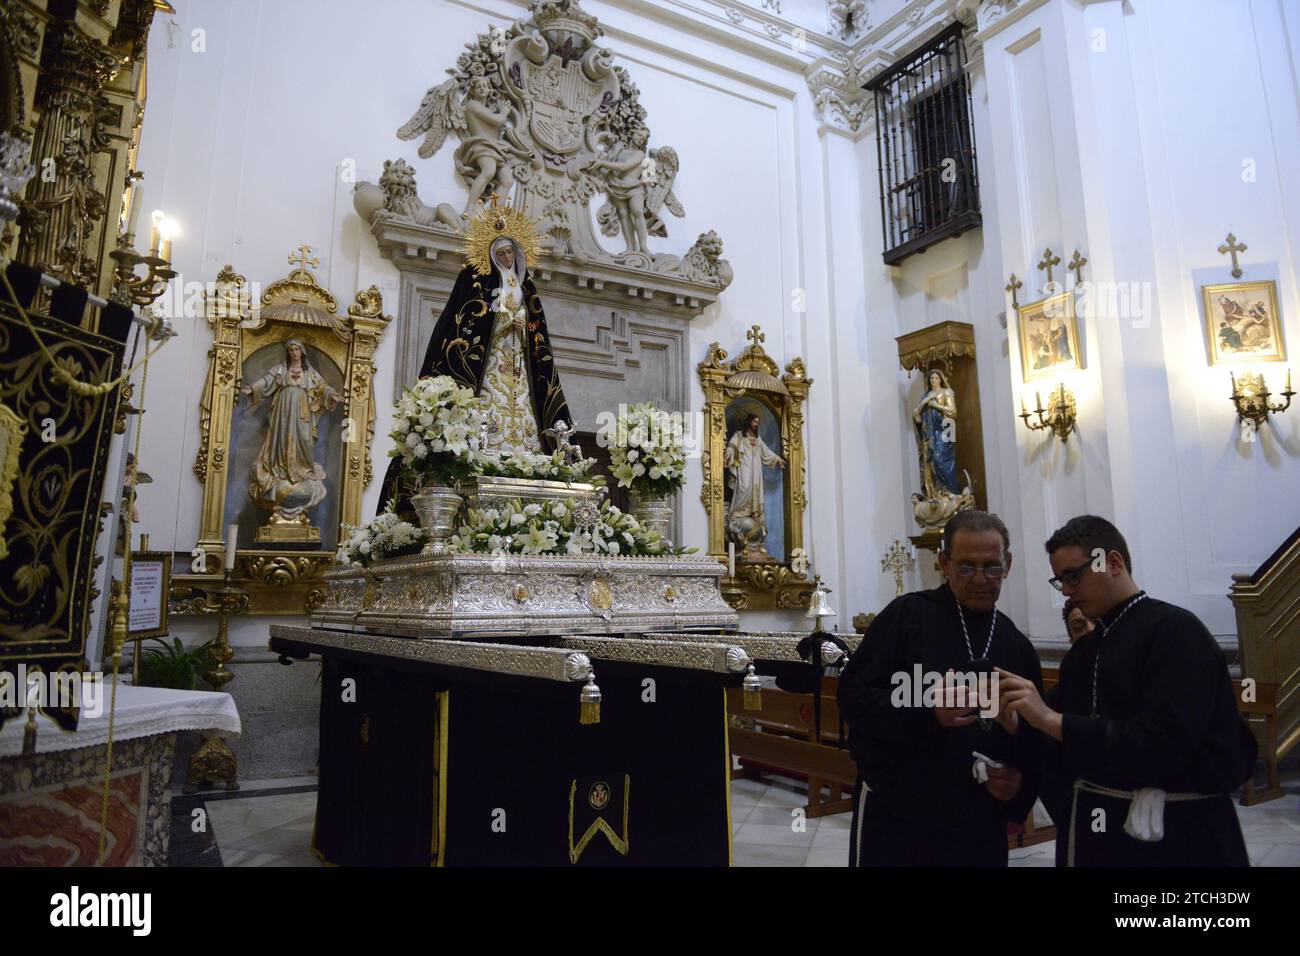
[742,664,762,712]
[579,669,601,726]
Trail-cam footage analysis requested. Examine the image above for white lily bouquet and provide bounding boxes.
[473,447,602,485]
[337,507,427,567]
[603,401,686,496]
[451,499,665,557]
[388,375,483,489]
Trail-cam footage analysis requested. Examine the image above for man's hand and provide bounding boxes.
[934,670,978,728]
[983,765,1023,802]
[996,667,1063,740]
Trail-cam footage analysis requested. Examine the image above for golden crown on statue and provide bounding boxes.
[464,195,544,277]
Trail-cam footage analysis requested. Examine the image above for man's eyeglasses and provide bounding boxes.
[953,564,1006,580]
[1048,559,1094,592]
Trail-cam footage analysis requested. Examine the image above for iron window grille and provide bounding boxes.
[868,23,981,265]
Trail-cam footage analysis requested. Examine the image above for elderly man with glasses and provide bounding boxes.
[997,514,1256,866]
[838,509,1044,866]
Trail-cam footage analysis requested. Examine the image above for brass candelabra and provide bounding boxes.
[880,539,916,597]
[1230,369,1293,426]
[1019,383,1077,442]
[108,230,176,308]
[185,569,248,792]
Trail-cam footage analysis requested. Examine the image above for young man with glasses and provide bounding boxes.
[838,509,1043,866]
[997,515,1256,866]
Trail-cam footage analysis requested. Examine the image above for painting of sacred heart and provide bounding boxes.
[1016,290,1083,382]
[1200,280,1286,366]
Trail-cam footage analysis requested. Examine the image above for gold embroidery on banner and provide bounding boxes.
[0,403,27,562]
[568,774,630,864]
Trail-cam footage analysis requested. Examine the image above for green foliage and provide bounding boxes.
[135,636,215,691]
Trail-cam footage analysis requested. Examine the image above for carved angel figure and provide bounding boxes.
[592,132,684,254]
[396,76,534,215]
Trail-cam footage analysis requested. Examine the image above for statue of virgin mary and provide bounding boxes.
[378,199,573,510]
[241,338,341,537]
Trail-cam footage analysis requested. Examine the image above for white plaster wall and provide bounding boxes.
[976,0,1300,639]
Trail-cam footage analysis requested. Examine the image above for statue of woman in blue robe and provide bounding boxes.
[912,368,960,498]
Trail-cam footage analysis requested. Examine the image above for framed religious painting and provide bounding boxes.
[1016,290,1082,382]
[181,248,392,614]
[698,324,813,612]
[1200,280,1286,366]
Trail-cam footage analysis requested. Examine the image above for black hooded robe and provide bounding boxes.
[1039,596,1256,867]
[377,263,573,514]
[838,584,1044,866]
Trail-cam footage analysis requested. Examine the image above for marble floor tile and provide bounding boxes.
[1256,843,1300,867]
[732,843,810,867]
[804,847,847,867]
[733,821,819,847]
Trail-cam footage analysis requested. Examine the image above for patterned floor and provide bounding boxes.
[168,771,1300,867]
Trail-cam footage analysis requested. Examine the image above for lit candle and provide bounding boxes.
[727,541,735,579]
[127,184,143,237]
[160,238,172,263]
[149,210,163,254]
[225,524,238,571]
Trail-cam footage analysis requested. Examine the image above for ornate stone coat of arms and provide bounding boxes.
[353,0,732,288]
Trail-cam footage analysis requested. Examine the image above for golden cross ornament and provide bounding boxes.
[1037,247,1061,289]
[1218,232,1247,279]
[288,244,319,274]
[880,539,916,597]
[1068,249,1087,285]
[1005,273,1022,309]
[747,324,765,348]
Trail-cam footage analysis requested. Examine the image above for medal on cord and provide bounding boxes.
[954,593,998,731]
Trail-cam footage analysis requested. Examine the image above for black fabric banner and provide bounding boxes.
[0,261,129,732]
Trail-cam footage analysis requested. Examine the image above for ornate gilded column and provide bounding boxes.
[340,286,393,527]
[15,23,122,288]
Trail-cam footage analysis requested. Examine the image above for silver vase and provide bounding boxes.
[630,490,673,542]
[411,483,463,555]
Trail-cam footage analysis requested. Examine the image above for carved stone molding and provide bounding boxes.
[805,55,873,138]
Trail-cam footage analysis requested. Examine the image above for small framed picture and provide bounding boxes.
[1200,280,1286,366]
[1017,290,1082,382]
[127,551,172,639]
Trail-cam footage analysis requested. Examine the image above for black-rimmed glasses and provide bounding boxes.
[1048,558,1094,592]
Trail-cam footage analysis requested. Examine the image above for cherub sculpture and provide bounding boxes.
[396,76,535,216]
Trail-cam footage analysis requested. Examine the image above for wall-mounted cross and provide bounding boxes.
[1068,249,1088,285]
[1217,232,1247,279]
[288,244,319,274]
[1036,247,1061,289]
[1005,273,1022,309]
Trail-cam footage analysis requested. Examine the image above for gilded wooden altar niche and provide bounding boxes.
[896,320,988,552]
[183,248,391,614]
[699,325,813,611]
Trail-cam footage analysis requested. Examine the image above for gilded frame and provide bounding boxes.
[698,325,813,611]
[1016,290,1082,383]
[1200,279,1286,366]
[182,248,391,614]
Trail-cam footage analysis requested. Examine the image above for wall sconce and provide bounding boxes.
[1019,383,1077,442]
[1229,369,1293,426]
